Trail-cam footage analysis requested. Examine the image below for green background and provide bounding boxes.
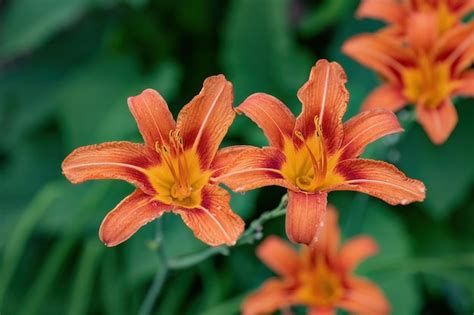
[0,0,473,314]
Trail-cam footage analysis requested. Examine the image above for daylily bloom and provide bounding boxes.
[356,0,473,35]
[344,2,474,144]
[213,60,425,245]
[62,75,244,247]
[243,207,390,315]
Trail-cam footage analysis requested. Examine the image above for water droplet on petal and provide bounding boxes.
[400,199,409,205]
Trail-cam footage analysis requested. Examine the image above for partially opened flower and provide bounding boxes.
[243,207,390,315]
[344,3,474,144]
[213,59,425,245]
[62,75,244,247]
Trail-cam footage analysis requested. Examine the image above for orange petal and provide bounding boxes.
[242,279,294,315]
[362,84,407,111]
[455,70,474,97]
[62,141,159,195]
[237,93,296,149]
[333,159,426,205]
[99,190,169,246]
[176,75,235,169]
[308,308,336,315]
[212,147,293,192]
[416,99,458,145]
[128,89,176,148]
[342,33,412,84]
[339,236,378,272]
[257,236,300,277]
[406,13,438,53]
[177,185,244,246]
[340,109,403,160]
[211,145,256,177]
[295,60,349,154]
[286,190,328,245]
[356,0,406,24]
[315,205,340,261]
[339,277,390,315]
[435,22,474,74]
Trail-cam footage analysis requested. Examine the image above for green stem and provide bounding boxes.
[138,219,168,315]
[167,246,229,270]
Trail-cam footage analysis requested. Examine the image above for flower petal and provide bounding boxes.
[339,277,390,315]
[339,236,378,272]
[416,99,458,145]
[406,13,439,52]
[455,70,474,97]
[211,145,256,177]
[356,0,406,24]
[99,190,169,247]
[340,109,403,160]
[177,185,244,246]
[334,159,426,205]
[295,60,349,154]
[62,141,159,194]
[308,308,336,315]
[237,93,295,149]
[362,84,407,111]
[286,190,328,245]
[435,22,474,74]
[176,75,235,169]
[242,279,294,315]
[257,236,300,277]
[212,147,293,192]
[315,205,340,261]
[342,33,412,84]
[128,89,176,148]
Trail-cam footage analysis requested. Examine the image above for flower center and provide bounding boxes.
[280,117,343,191]
[296,255,344,307]
[146,130,210,208]
[402,56,456,109]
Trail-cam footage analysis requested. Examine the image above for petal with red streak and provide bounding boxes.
[339,236,378,272]
[177,185,244,246]
[435,22,474,74]
[416,99,458,145]
[295,60,349,154]
[242,279,294,315]
[128,89,176,148]
[286,190,328,245]
[99,190,169,247]
[176,75,235,169]
[237,93,295,149]
[455,70,474,97]
[213,147,292,192]
[62,141,159,194]
[257,236,300,277]
[211,145,256,177]
[356,0,406,24]
[333,159,426,205]
[362,84,407,111]
[339,277,390,315]
[340,109,403,160]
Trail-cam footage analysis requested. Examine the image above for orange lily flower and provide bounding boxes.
[344,2,474,144]
[213,59,425,245]
[62,75,244,247]
[243,207,390,315]
[356,0,473,35]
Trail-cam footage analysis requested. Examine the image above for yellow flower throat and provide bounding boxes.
[280,117,343,192]
[145,130,210,208]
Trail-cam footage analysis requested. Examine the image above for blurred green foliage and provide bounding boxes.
[0,0,473,314]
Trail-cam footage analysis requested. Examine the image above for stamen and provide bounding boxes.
[294,130,321,184]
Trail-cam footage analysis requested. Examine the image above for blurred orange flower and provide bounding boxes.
[343,0,474,144]
[62,75,244,247]
[243,207,390,315]
[214,60,425,245]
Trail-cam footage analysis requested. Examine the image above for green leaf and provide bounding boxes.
[222,0,312,143]
[0,0,92,59]
[397,100,474,219]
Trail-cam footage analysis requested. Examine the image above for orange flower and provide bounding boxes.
[343,1,474,144]
[242,207,390,315]
[62,75,244,247]
[214,60,425,245]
